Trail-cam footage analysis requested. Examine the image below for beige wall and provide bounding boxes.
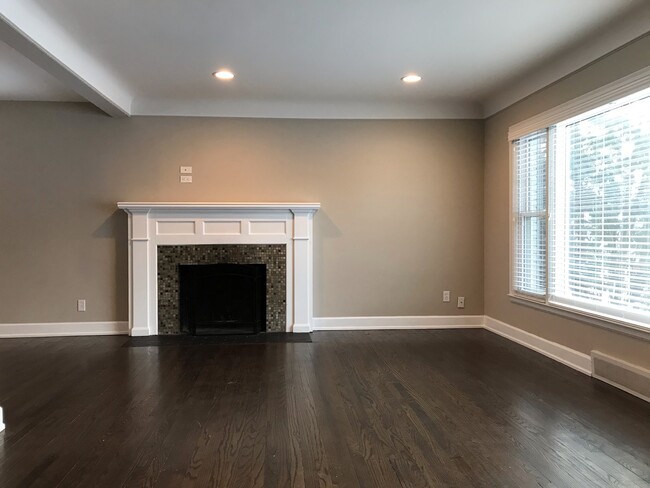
[484,34,650,368]
[0,106,484,323]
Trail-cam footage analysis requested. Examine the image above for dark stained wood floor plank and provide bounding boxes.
[367,336,546,487]
[0,330,648,487]
[263,345,295,488]
[448,334,650,485]
[313,344,409,487]
[215,348,267,488]
[120,348,213,487]
[402,333,648,487]
[300,344,362,488]
[393,342,588,486]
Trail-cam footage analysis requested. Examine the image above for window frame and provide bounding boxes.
[508,66,650,340]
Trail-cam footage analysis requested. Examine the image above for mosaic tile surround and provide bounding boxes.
[158,244,287,334]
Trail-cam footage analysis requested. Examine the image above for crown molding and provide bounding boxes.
[131,97,483,120]
[483,5,650,118]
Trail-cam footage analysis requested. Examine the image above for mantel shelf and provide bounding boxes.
[117,202,321,213]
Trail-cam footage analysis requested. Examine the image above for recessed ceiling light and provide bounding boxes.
[401,74,422,83]
[213,70,235,80]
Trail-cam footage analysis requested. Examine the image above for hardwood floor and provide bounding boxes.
[0,330,648,487]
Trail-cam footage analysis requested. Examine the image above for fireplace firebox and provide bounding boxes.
[179,264,266,335]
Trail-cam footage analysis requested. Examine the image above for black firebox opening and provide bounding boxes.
[179,264,266,335]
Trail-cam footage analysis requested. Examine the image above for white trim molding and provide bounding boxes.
[0,321,128,338]
[484,316,592,375]
[130,97,483,120]
[313,315,484,331]
[0,407,4,432]
[118,202,320,336]
[509,295,650,342]
[117,202,321,212]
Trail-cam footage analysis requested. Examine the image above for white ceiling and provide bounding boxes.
[0,0,648,118]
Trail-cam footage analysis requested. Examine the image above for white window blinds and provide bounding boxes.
[549,94,650,325]
[511,82,650,330]
[513,129,547,297]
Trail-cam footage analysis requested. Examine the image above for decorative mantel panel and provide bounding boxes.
[117,202,320,336]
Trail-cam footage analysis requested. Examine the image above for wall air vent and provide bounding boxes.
[591,351,650,403]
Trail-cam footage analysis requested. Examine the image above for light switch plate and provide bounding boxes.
[180,175,193,183]
[180,166,192,174]
[77,299,86,312]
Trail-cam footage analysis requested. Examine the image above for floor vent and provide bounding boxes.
[591,351,650,403]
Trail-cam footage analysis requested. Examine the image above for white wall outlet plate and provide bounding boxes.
[443,291,450,302]
[180,175,193,183]
[77,299,86,312]
[180,166,192,174]
[457,297,465,308]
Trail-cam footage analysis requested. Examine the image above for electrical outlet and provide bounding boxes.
[457,297,465,309]
[443,290,450,302]
[77,299,86,312]
[180,175,193,183]
[180,166,192,174]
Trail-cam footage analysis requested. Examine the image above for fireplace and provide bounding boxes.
[179,264,266,335]
[118,202,319,336]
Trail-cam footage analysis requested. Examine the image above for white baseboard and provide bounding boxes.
[0,321,129,338]
[293,323,312,333]
[312,315,484,331]
[3,314,644,403]
[130,327,150,337]
[484,316,592,375]
[313,315,592,376]
[0,407,4,432]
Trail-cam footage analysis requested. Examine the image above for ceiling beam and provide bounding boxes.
[0,2,132,116]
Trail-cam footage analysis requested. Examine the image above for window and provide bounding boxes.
[511,72,650,331]
[513,129,548,297]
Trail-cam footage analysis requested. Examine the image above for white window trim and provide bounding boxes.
[508,65,650,340]
[509,294,650,342]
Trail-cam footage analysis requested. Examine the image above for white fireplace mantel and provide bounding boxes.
[118,202,320,336]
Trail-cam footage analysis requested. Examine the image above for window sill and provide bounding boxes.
[508,294,650,342]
